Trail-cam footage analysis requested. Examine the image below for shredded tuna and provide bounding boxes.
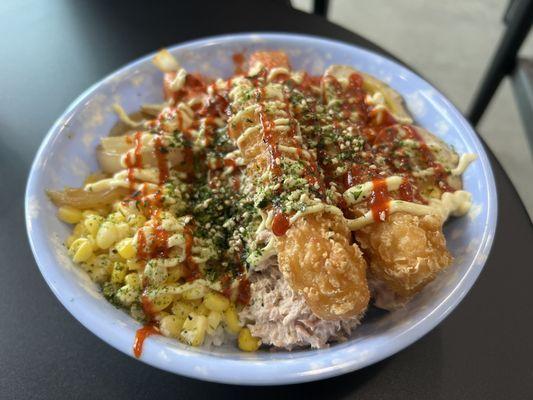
[240,264,361,350]
[368,277,408,310]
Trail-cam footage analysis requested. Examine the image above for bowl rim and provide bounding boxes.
[25,32,498,385]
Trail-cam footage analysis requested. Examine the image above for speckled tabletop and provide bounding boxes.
[1,1,532,399]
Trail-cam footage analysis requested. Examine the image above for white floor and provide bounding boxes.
[293,0,533,218]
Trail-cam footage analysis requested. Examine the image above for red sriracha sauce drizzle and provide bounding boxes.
[237,277,251,306]
[346,73,370,123]
[317,72,452,215]
[136,229,147,260]
[257,74,328,237]
[134,217,170,358]
[133,70,226,358]
[369,178,391,222]
[402,125,453,192]
[317,72,407,196]
[135,211,170,262]
[133,325,159,358]
[151,225,170,259]
[398,177,420,203]
[134,289,160,358]
[125,131,143,190]
[140,293,157,320]
[232,53,245,75]
[272,211,290,236]
[153,136,169,184]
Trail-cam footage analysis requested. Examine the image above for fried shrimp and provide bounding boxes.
[356,212,452,309]
[317,64,468,309]
[278,212,369,320]
[227,52,370,320]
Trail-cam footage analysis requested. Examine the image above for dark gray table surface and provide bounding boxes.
[1,1,532,399]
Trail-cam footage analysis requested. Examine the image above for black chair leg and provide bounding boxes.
[467,0,533,126]
[313,0,329,17]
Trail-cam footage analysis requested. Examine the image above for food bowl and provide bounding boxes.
[25,33,497,385]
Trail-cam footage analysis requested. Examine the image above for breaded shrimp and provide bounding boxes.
[278,212,369,320]
[227,51,370,320]
[356,212,452,309]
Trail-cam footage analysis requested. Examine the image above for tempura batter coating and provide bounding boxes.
[227,52,370,321]
[278,212,369,320]
[356,212,452,307]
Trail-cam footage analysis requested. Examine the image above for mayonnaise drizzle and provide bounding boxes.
[343,176,403,205]
[345,190,472,230]
[84,168,160,192]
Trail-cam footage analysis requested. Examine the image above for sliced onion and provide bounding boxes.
[141,103,167,117]
[415,126,462,191]
[47,187,129,208]
[323,65,413,124]
[152,49,181,72]
[96,146,125,174]
[97,144,184,174]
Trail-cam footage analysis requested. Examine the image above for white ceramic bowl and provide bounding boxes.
[25,33,497,385]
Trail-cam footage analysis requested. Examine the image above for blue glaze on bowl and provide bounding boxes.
[25,33,497,385]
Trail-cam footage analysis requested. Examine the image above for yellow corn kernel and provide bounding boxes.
[109,211,126,223]
[84,214,103,236]
[171,301,194,320]
[182,285,208,300]
[127,214,146,228]
[88,265,110,283]
[223,306,242,334]
[69,237,85,252]
[71,239,94,263]
[57,206,83,224]
[238,328,261,352]
[130,303,145,321]
[166,265,186,283]
[180,314,208,346]
[150,293,174,312]
[203,292,230,312]
[143,261,168,286]
[92,254,112,272]
[79,255,95,272]
[124,273,141,289]
[160,315,184,338]
[114,200,130,214]
[111,262,127,284]
[87,254,112,283]
[196,303,210,316]
[96,222,118,249]
[115,284,139,306]
[66,234,77,248]
[153,311,170,322]
[207,310,222,333]
[116,238,136,259]
[72,221,87,237]
[126,259,141,271]
[115,222,131,240]
[108,251,123,263]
